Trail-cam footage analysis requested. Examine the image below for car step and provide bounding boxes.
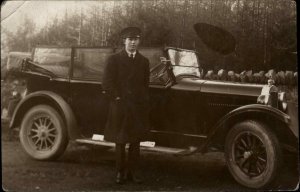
[75,138,185,154]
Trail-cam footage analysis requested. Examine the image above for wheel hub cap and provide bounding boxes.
[233,132,267,177]
[28,116,57,151]
[243,151,253,159]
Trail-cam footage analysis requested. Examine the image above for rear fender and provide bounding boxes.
[9,91,79,140]
[201,104,296,152]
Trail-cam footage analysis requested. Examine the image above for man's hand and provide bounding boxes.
[115,97,121,101]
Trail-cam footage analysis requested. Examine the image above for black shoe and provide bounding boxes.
[115,172,125,184]
[126,171,143,184]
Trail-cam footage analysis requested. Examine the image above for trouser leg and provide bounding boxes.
[115,143,126,172]
[128,142,140,173]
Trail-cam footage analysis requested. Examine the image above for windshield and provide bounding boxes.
[167,49,200,77]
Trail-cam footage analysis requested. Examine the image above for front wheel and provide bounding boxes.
[225,120,281,189]
[20,105,68,160]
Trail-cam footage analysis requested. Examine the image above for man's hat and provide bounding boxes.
[120,27,141,38]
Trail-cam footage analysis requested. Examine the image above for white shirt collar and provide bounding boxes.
[125,50,137,58]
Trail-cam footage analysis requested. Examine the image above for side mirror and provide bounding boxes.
[160,57,170,64]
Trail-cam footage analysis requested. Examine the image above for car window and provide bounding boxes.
[167,49,200,77]
[139,47,170,85]
[114,47,169,85]
[138,47,164,69]
[150,63,170,85]
[73,48,114,81]
[7,52,31,71]
[33,48,71,78]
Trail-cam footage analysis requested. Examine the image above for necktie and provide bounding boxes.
[130,54,134,63]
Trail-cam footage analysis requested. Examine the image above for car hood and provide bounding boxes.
[172,77,263,97]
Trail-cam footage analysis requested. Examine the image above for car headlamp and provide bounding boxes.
[278,92,287,112]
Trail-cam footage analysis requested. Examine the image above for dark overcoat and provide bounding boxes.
[102,49,150,144]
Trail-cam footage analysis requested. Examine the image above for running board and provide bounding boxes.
[75,138,185,154]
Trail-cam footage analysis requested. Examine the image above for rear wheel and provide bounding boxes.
[20,105,68,160]
[225,120,281,189]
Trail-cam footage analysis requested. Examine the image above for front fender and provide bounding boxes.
[201,104,295,152]
[10,91,79,140]
[222,104,291,124]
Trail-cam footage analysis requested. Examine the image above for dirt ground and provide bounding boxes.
[1,121,299,192]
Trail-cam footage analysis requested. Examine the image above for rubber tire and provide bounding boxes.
[20,105,68,161]
[225,120,281,189]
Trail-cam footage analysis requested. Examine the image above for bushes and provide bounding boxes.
[203,69,297,86]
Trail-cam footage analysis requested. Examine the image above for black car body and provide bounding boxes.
[8,45,298,189]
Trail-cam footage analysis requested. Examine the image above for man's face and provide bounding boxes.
[124,37,140,52]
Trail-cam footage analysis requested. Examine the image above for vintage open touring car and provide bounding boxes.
[7,24,298,189]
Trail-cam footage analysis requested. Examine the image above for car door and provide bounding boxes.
[70,47,114,137]
[149,48,207,148]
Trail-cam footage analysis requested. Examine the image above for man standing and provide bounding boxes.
[102,27,150,184]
